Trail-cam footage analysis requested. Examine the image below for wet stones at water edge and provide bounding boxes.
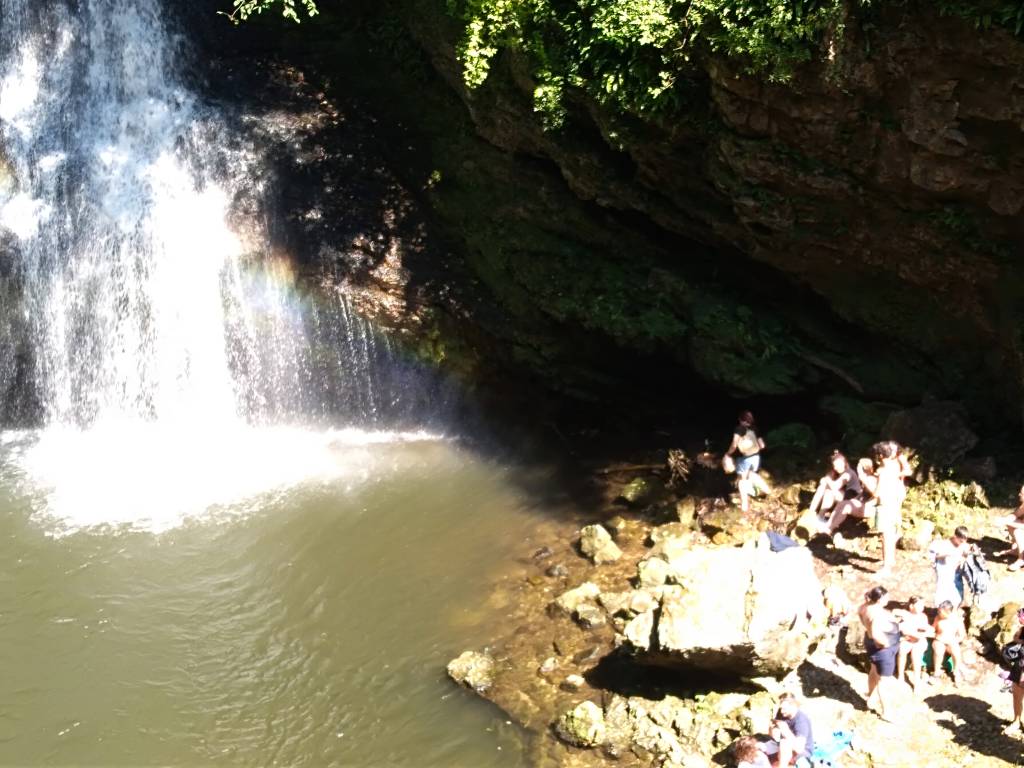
[446,650,495,693]
[555,690,778,765]
[578,523,622,564]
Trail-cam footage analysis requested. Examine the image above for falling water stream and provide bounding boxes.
[0,1,544,764]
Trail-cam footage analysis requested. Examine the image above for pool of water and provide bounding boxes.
[0,429,548,765]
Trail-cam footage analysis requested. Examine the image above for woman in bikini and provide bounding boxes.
[724,411,769,513]
[870,441,911,577]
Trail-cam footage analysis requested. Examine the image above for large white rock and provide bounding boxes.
[624,546,825,678]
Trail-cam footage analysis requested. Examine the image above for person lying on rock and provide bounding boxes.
[770,693,814,768]
[859,585,900,722]
[893,596,932,690]
[928,526,972,607]
[997,484,1024,571]
[724,410,769,513]
[732,735,771,768]
[931,600,965,687]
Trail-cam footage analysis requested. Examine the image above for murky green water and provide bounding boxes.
[0,432,545,766]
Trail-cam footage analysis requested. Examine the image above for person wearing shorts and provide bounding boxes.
[859,585,900,721]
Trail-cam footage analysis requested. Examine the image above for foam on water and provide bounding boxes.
[4,425,444,535]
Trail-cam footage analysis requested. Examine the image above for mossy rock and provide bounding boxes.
[765,423,816,453]
[818,395,893,456]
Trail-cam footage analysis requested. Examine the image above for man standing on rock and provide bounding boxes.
[928,526,971,608]
[859,585,900,722]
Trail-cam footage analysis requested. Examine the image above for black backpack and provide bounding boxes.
[961,551,991,596]
[1002,639,1024,670]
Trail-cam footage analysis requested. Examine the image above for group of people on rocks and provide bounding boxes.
[723,411,915,576]
[720,410,1024,764]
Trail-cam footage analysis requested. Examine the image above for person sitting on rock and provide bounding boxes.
[928,526,972,607]
[771,693,814,767]
[998,484,1024,571]
[819,455,879,547]
[859,585,900,722]
[725,411,769,513]
[894,596,932,690]
[931,600,965,686]
[732,735,771,768]
[810,450,861,518]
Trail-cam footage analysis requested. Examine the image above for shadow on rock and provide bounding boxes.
[807,535,877,573]
[925,692,1024,763]
[584,648,751,700]
[797,659,866,711]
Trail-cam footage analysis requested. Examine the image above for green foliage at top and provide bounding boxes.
[447,0,1024,125]
[450,0,846,124]
[222,0,319,23]
[936,0,1024,33]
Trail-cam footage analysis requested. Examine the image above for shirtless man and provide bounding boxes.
[859,585,901,721]
[894,596,931,689]
[932,600,965,686]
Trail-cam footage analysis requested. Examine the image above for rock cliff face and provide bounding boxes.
[400,2,1024,417]
[202,2,1024,430]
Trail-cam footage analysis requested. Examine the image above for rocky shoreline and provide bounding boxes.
[446,437,1024,767]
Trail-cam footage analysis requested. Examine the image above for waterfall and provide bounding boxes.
[0,0,445,530]
[0,0,426,430]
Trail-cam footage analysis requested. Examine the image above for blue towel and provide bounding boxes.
[811,729,854,765]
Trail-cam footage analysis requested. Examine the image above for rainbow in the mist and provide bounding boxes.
[0,0,446,533]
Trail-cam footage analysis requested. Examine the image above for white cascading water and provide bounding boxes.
[0,0,439,532]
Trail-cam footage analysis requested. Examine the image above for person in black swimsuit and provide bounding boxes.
[1006,609,1024,735]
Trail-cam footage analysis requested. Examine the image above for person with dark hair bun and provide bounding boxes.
[724,411,769,512]
[858,585,900,721]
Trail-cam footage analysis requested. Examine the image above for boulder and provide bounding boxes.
[622,546,825,678]
[954,456,997,483]
[980,602,1023,649]
[554,582,601,615]
[618,477,662,507]
[881,400,978,468]
[447,650,496,692]
[650,521,694,543]
[555,700,606,747]
[676,498,698,527]
[898,518,935,551]
[579,523,622,564]
[622,609,656,651]
[575,602,606,629]
[637,556,671,587]
[699,506,764,546]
